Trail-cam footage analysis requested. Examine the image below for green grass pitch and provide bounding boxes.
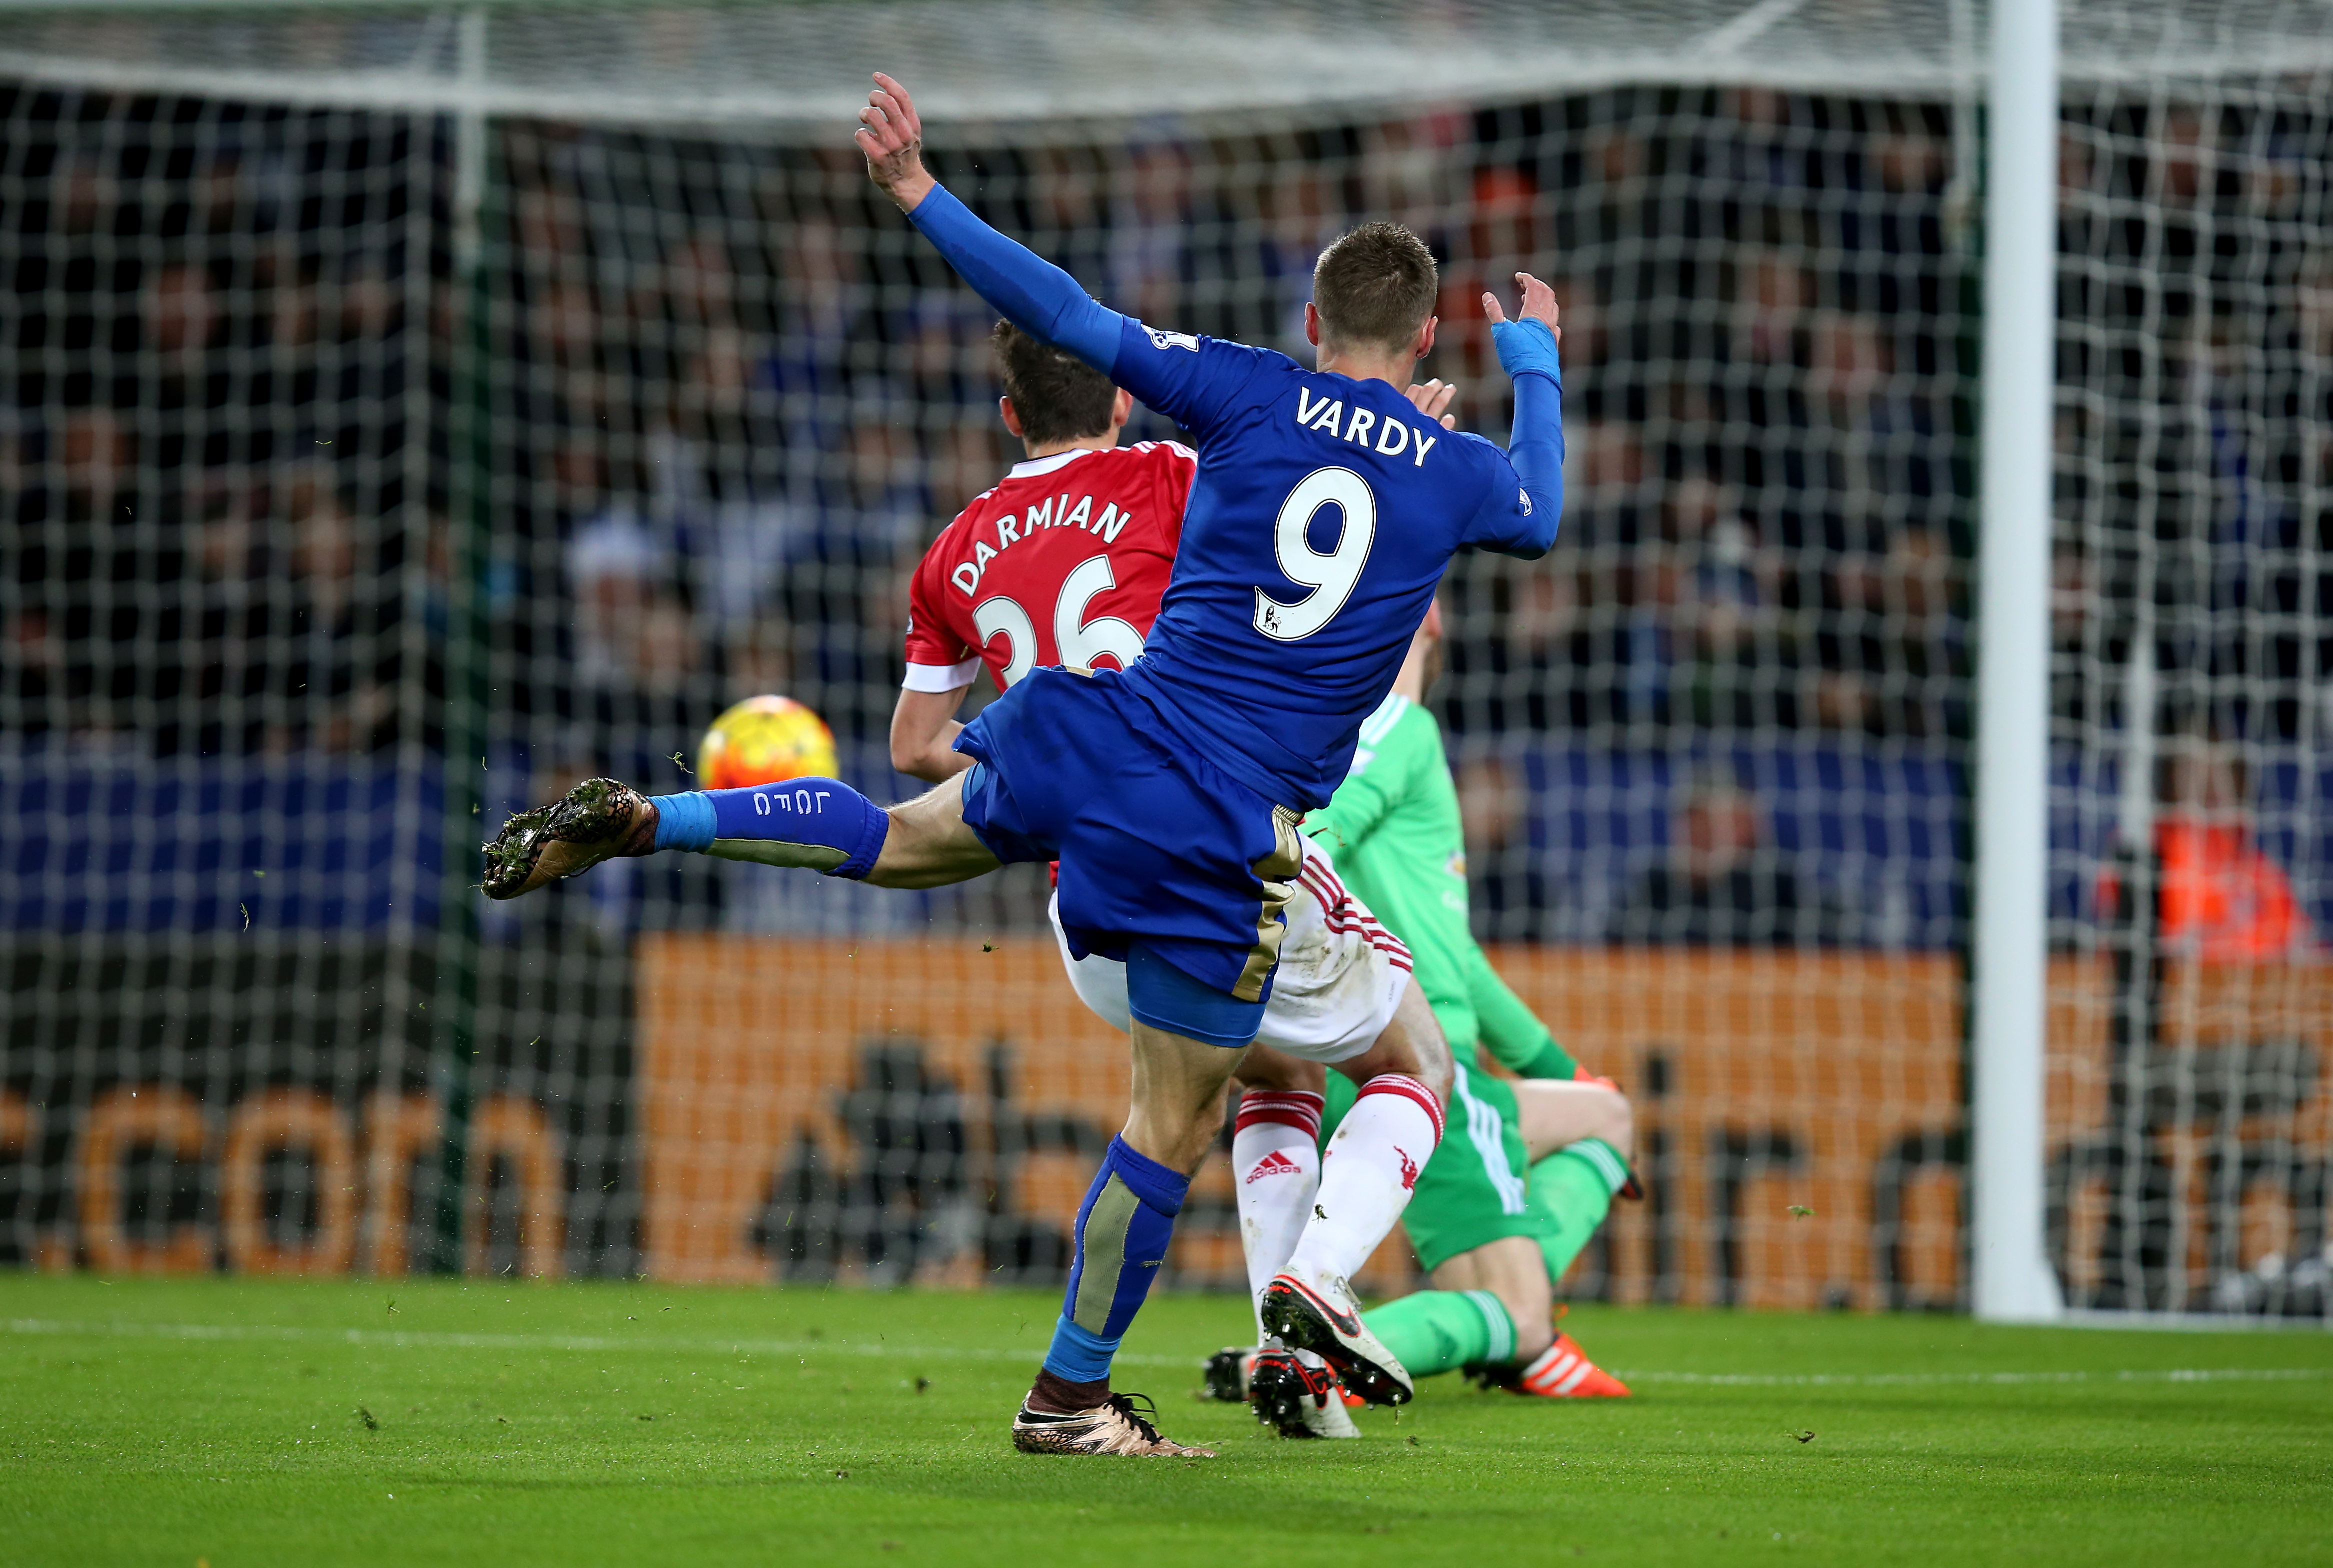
[3,1276,2327,1567]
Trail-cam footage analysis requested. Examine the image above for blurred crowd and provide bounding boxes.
[0,120,426,756]
[480,90,1987,780]
[3,84,2327,944]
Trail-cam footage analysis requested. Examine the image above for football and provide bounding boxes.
[697,694,839,789]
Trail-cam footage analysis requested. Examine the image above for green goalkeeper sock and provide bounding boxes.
[1361,1288,1517,1379]
[1528,1136,1631,1281]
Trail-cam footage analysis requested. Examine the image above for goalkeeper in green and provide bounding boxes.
[1212,597,1636,1418]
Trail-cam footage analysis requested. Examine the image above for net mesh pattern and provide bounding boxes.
[2051,84,2333,1314]
[0,8,2325,1316]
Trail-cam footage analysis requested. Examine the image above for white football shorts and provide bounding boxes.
[1051,836,1413,1064]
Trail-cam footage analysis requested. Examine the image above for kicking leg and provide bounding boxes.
[480,773,997,900]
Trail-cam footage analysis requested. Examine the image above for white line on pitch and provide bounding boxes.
[0,1316,1172,1367]
[6,1318,2329,1385]
[1618,1367,2332,1388]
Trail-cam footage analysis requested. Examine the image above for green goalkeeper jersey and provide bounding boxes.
[1301,694,1576,1081]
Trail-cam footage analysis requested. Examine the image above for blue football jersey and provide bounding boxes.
[1104,322,1559,810]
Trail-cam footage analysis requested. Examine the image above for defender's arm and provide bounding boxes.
[889,685,975,784]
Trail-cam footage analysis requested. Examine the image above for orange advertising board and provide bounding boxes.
[634,938,1969,1309]
[1483,949,1966,1308]
[635,934,1283,1291]
[2042,958,2333,1310]
[27,938,2322,1309]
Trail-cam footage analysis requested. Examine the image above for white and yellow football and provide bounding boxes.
[696,694,838,790]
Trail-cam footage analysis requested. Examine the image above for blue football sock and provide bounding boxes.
[1041,1136,1188,1386]
[647,782,888,880]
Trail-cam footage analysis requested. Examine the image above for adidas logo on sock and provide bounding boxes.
[1245,1151,1303,1184]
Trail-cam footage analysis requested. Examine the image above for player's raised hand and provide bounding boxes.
[1479,272,1561,345]
[1403,378,1459,430]
[1482,272,1563,384]
[856,72,937,213]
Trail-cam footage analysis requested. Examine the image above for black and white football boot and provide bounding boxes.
[1247,1346,1360,1440]
[1259,1262,1413,1407]
[1202,1346,1258,1404]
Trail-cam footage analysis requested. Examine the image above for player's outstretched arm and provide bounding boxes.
[855,72,1123,373]
[1479,274,1566,557]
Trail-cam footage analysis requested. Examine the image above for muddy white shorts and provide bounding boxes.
[1052,838,1412,1064]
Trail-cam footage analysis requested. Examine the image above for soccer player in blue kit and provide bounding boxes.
[481,72,1567,1458]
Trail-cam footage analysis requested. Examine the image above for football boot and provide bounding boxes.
[1201,1346,1257,1404]
[481,778,655,901]
[1467,1331,1632,1398]
[1248,1347,1360,1440]
[1259,1264,1413,1407]
[1010,1392,1215,1457]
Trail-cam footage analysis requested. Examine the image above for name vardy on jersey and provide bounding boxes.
[1293,386,1439,468]
[950,491,1133,597]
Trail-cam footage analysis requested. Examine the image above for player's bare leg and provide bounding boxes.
[479,773,997,902]
[1513,1073,1639,1268]
[1124,1020,1247,1174]
[1012,1018,1234,1458]
[1429,1236,1557,1364]
[861,774,1002,888]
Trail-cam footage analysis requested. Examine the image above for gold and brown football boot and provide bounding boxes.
[1009,1392,1215,1458]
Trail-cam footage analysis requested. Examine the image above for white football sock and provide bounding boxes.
[1232,1090,1323,1341]
[1284,1074,1444,1285]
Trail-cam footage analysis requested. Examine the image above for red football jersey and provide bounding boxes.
[902,441,1193,694]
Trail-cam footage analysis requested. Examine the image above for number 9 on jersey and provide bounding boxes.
[1254,466,1376,642]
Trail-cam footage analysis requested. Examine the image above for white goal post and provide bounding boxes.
[1971,0,2064,1324]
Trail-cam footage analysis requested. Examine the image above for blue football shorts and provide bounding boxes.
[954,665,1302,1042]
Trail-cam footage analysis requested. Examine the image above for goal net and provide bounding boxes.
[0,0,2325,1319]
